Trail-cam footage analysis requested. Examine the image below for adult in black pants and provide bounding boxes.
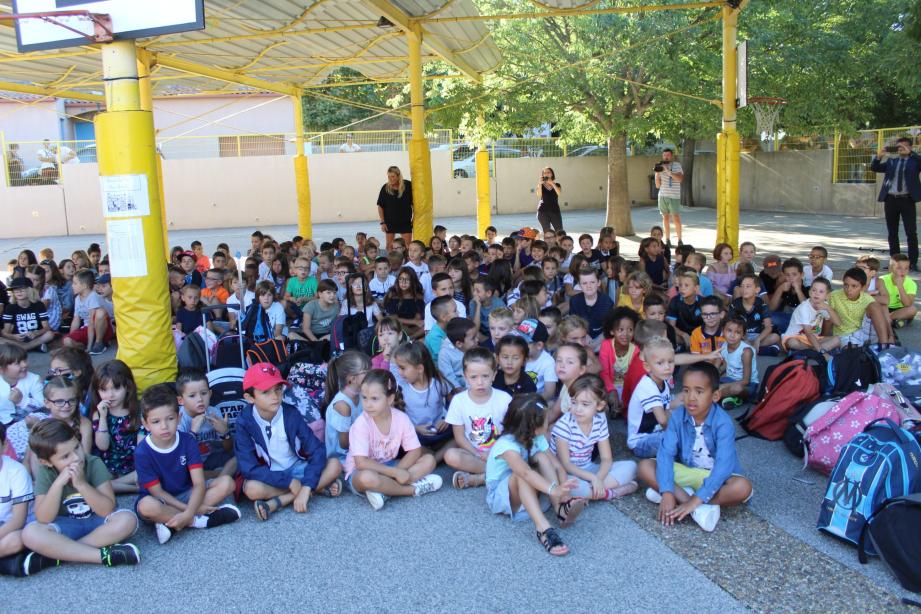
[376,165,413,248]
[536,166,563,233]
[871,137,921,270]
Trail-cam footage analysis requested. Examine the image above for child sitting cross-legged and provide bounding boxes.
[135,384,240,545]
[638,362,753,532]
[236,363,342,521]
[627,336,683,459]
[689,296,726,357]
[21,419,140,574]
[176,370,235,478]
[876,253,918,329]
[0,423,33,577]
[345,369,443,511]
[445,347,512,489]
[391,341,454,461]
[829,267,895,346]
[717,316,759,411]
[494,334,537,397]
[551,374,638,502]
[781,277,841,352]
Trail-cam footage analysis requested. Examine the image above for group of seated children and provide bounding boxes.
[0,221,914,564]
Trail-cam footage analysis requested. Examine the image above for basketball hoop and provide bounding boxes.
[0,10,113,44]
[748,97,786,152]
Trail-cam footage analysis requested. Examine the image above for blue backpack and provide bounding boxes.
[817,418,921,552]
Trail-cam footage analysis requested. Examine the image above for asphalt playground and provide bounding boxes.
[2,205,918,612]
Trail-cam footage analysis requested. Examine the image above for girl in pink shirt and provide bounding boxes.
[344,369,443,510]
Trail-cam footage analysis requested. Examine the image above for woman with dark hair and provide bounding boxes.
[536,166,563,233]
[377,165,414,248]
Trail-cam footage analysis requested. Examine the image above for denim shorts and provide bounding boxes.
[347,459,397,495]
[47,509,137,540]
[135,479,218,520]
[631,430,665,459]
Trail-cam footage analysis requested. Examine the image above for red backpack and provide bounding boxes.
[741,358,823,440]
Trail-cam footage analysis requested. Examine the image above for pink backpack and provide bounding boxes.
[804,391,902,475]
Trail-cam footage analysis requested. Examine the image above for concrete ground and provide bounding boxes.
[2,206,919,612]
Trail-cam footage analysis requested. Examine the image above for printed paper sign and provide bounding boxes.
[100,174,150,218]
[106,218,147,278]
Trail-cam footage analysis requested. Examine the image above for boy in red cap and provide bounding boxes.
[234,363,342,521]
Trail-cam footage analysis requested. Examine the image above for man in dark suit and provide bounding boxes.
[871,136,921,270]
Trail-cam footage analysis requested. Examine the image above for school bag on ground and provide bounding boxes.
[858,493,921,592]
[828,345,881,396]
[246,338,289,367]
[282,355,327,442]
[782,397,840,458]
[804,391,903,474]
[741,354,824,440]
[817,418,921,550]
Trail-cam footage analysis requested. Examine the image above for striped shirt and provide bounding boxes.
[627,375,672,449]
[657,161,683,199]
[550,411,609,468]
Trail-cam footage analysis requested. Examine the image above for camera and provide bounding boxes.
[542,175,549,181]
[885,145,900,153]
[654,161,667,172]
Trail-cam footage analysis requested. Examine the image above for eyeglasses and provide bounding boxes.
[48,398,78,408]
[701,312,722,318]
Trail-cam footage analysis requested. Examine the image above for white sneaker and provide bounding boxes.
[412,474,443,496]
[645,487,662,504]
[155,523,173,545]
[691,503,721,532]
[365,491,386,511]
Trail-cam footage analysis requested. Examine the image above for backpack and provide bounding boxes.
[782,397,840,458]
[329,310,368,358]
[741,356,823,440]
[817,418,921,550]
[858,493,921,592]
[214,332,252,370]
[207,367,245,436]
[241,303,273,343]
[177,331,208,371]
[804,391,903,475]
[282,356,328,442]
[829,346,881,396]
[245,338,289,367]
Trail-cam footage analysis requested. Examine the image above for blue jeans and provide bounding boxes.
[45,509,137,540]
[632,431,665,459]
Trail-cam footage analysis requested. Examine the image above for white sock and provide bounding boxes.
[191,514,209,529]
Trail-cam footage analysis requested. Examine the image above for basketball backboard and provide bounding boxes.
[736,40,748,109]
[12,0,205,53]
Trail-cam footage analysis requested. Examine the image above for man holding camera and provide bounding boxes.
[654,148,684,246]
[872,137,921,270]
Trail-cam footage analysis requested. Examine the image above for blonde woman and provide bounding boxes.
[376,165,414,248]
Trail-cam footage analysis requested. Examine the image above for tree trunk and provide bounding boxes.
[605,133,634,236]
[680,138,695,208]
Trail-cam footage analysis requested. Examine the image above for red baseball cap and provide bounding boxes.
[243,363,289,391]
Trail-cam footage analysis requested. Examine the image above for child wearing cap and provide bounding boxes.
[62,269,114,356]
[519,318,558,402]
[177,251,203,288]
[94,274,115,328]
[1,277,54,352]
[235,363,342,521]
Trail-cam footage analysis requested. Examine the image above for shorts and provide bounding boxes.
[346,459,397,495]
[417,427,453,448]
[135,479,221,520]
[631,430,665,459]
[44,509,137,540]
[672,463,753,502]
[657,195,682,215]
[719,376,758,398]
[485,475,549,522]
[202,446,234,472]
[782,334,827,350]
[65,321,115,346]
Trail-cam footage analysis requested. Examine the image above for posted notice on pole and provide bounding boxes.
[100,174,150,218]
[106,219,147,278]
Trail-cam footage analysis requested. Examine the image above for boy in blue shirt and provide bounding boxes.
[425,295,457,363]
[637,363,752,532]
[135,384,240,545]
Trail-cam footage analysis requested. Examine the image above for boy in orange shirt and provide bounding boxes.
[689,296,725,357]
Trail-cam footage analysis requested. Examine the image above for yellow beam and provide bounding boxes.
[0,80,104,102]
[423,1,723,24]
[247,55,436,74]
[302,74,462,89]
[717,3,740,249]
[151,53,298,96]
[362,0,482,82]
[407,24,433,241]
[0,46,99,64]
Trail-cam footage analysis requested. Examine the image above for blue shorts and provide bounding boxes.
[135,479,219,520]
[346,459,397,496]
[45,509,137,540]
[720,376,758,398]
[417,427,453,448]
[631,430,665,459]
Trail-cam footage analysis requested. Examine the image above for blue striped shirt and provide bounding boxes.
[550,411,609,468]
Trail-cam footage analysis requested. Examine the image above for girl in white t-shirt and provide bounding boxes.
[248,281,287,340]
[341,273,381,325]
[345,369,442,511]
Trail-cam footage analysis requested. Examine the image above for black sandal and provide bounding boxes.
[556,498,587,528]
[537,528,569,556]
[254,496,281,521]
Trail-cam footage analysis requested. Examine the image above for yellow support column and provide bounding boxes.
[137,49,169,260]
[95,40,175,389]
[719,4,741,250]
[475,115,491,238]
[407,25,433,241]
[292,92,312,238]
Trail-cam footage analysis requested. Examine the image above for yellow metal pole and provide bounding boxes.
[96,39,175,389]
[407,25,434,241]
[293,92,313,238]
[719,4,740,250]
[832,129,840,184]
[0,131,9,187]
[137,49,169,261]
[475,116,491,238]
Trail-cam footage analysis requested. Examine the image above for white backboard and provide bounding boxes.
[736,40,748,109]
[13,0,205,52]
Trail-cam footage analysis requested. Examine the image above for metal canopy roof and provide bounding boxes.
[0,0,502,99]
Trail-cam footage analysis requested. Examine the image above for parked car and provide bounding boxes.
[453,146,524,178]
[568,145,608,157]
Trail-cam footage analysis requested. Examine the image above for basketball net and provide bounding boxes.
[749,97,785,152]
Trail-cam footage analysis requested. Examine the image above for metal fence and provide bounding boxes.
[832,126,921,184]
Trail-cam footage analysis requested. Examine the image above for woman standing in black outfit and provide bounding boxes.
[377,165,414,247]
[536,166,563,233]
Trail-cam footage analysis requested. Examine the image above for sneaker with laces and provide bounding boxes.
[721,396,742,411]
[155,523,174,545]
[645,487,662,504]
[365,491,386,511]
[412,474,443,497]
[89,342,107,355]
[100,543,141,567]
[22,551,60,576]
[691,503,721,532]
[206,504,241,528]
